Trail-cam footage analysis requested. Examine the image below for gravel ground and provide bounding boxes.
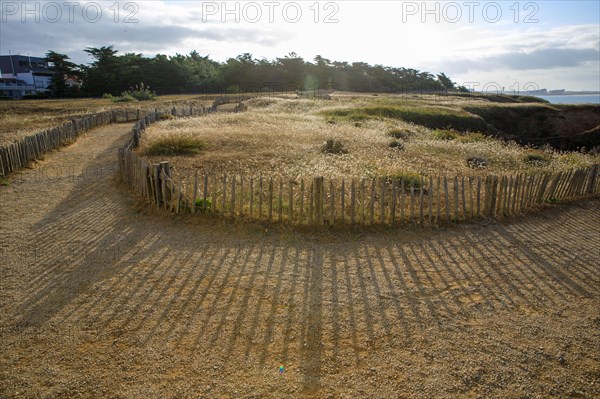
[0,123,598,398]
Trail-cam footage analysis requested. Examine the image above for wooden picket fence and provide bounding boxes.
[0,105,212,177]
[118,107,600,227]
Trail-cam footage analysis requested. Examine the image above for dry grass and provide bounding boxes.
[139,97,599,179]
[0,94,215,146]
[1,113,599,399]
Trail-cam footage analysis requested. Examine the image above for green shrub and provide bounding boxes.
[145,135,206,156]
[388,140,404,151]
[466,156,488,169]
[387,129,411,140]
[112,83,157,102]
[180,198,212,213]
[383,172,423,189]
[195,198,212,212]
[321,138,348,154]
[433,129,459,140]
[102,93,114,99]
[523,154,549,165]
[123,83,157,101]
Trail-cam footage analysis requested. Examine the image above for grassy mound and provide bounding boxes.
[447,92,549,104]
[322,106,492,133]
[145,134,206,156]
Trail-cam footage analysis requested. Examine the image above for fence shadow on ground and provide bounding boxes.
[10,144,600,392]
[4,104,599,396]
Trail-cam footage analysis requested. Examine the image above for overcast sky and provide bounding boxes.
[1,0,599,91]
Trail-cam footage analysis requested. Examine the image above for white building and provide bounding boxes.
[0,54,54,98]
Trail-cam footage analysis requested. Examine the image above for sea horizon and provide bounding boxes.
[535,94,600,104]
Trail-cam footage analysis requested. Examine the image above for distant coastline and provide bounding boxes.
[537,91,600,96]
[534,94,600,105]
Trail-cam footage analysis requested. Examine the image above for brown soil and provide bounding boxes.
[0,124,598,398]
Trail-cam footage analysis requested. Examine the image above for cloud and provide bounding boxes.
[0,0,288,62]
[490,48,599,70]
[437,47,599,74]
[0,1,597,90]
[422,24,600,74]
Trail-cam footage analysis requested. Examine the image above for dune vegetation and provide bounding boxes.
[139,94,600,179]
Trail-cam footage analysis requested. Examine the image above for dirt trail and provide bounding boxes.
[0,124,599,398]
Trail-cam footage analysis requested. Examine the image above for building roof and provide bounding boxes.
[0,55,50,76]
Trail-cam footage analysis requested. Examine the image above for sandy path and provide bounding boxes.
[0,123,599,398]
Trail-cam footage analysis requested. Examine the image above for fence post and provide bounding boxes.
[370,178,376,225]
[419,177,424,225]
[231,175,237,218]
[483,175,492,217]
[259,176,263,220]
[268,177,273,222]
[289,179,294,222]
[211,175,217,214]
[222,174,227,215]
[536,173,550,204]
[160,161,172,209]
[587,165,598,194]
[391,178,397,225]
[361,179,366,225]
[239,175,245,216]
[491,176,499,218]
[299,179,305,223]
[351,179,356,224]
[153,164,161,208]
[330,179,335,225]
[453,176,459,222]
[443,176,449,224]
[575,169,587,196]
[314,177,324,225]
[133,128,140,148]
[410,179,416,225]
[380,178,386,224]
[278,178,283,222]
[145,164,153,202]
[400,177,406,226]
[506,176,513,215]
[340,179,345,224]
[176,174,183,214]
[496,175,505,216]
[428,176,433,225]
[192,171,200,213]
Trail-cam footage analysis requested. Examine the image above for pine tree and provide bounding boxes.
[44,51,78,97]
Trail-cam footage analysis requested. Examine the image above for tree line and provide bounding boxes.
[44,46,467,97]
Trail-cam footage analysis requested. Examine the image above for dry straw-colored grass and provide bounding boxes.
[0,94,214,146]
[139,96,599,179]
